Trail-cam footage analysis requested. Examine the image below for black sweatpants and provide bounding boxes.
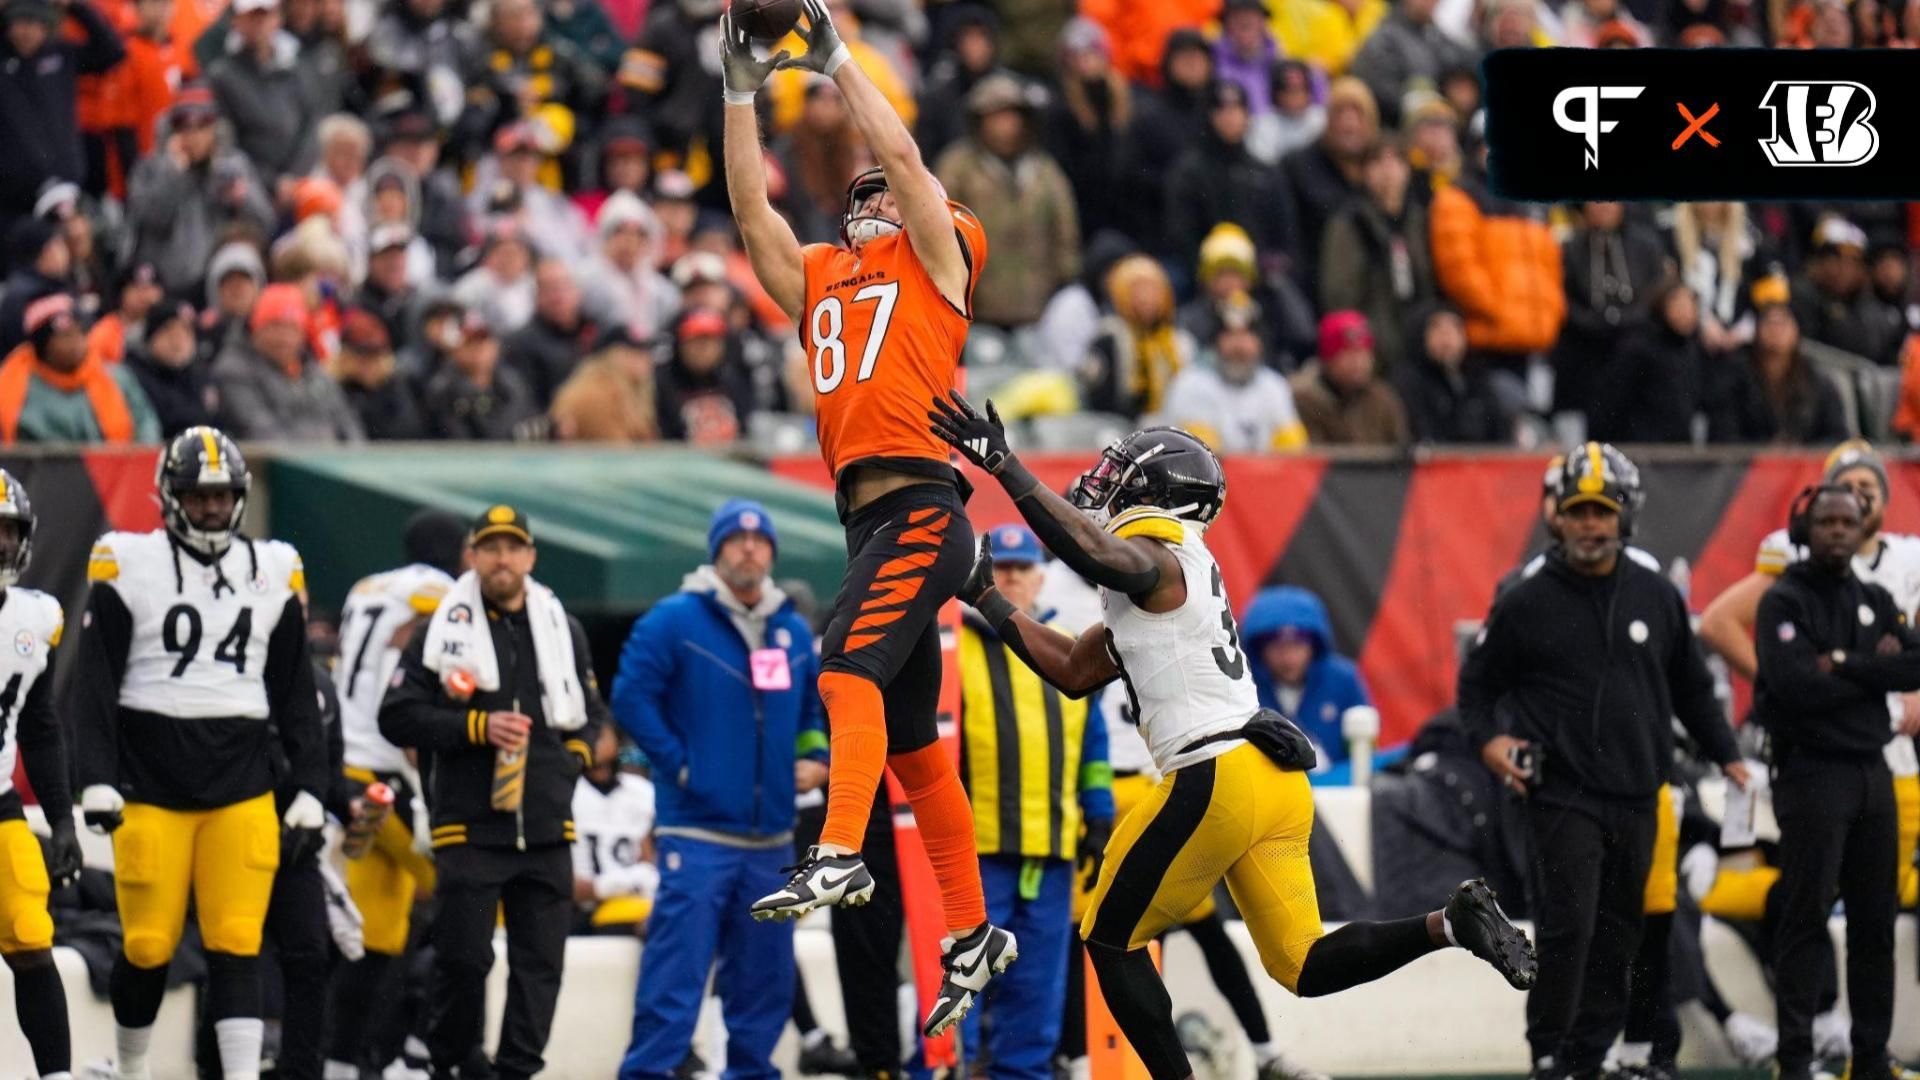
[832,786,906,1073]
[1772,753,1898,1071]
[429,843,573,1079]
[266,855,333,1080]
[1526,796,1657,1075]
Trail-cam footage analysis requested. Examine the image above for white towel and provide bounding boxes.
[422,571,588,731]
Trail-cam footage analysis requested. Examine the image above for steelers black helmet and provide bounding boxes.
[157,426,250,557]
[1069,426,1227,529]
[1557,441,1642,536]
[0,469,34,588]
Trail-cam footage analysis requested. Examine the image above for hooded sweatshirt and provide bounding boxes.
[1242,586,1376,768]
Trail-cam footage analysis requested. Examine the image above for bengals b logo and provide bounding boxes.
[1758,81,1879,167]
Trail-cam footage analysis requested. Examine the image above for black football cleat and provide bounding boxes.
[922,923,1018,1037]
[1447,878,1537,990]
[751,846,876,922]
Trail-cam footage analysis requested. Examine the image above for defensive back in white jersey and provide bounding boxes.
[1098,507,1261,775]
[0,588,61,799]
[334,564,453,773]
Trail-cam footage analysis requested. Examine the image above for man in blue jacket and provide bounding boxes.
[1243,585,1394,783]
[612,499,829,1080]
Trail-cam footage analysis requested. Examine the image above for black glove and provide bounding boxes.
[1078,818,1112,892]
[45,819,81,891]
[959,534,996,606]
[281,790,325,866]
[928,391,1014,474]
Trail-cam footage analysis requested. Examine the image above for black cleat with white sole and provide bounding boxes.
[752,846,876,921]
[922,923,1018,1038]
[1447,878,1537,990]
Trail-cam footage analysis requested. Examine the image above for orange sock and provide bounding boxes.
[889,742,988,934]
[819,670,888,852]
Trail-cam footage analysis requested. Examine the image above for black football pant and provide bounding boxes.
[1772,753,1898,1072]
[430,843,572,1080]
[193,855,331,1079]
[1526,797,1656,1076]
[798,786,908,1074]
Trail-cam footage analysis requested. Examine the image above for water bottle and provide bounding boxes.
[343,782,395,860]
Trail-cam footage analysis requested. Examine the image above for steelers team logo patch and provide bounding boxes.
[250,573,270,594]
[1860,604,1877,626]
[1629,620,1649,645]
[12,630,32,657]
[448,604,473,624]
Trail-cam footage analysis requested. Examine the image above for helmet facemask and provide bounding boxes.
[0,514,32,589]
[842,171,901,250]
[158,432,250,558]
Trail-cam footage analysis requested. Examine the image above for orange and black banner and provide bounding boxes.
[1485,48,1920,200]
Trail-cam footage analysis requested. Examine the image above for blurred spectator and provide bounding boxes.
[86,259,164,365]
[420,309,537,439]
[1792,216,1905,366]
[1395,301,1508,443]
[570,723,658,935]
[1081,254,1195,418]
[1709,302,1848,444]
[1163,80,1297,275]
[1319,137,1434,372]
[1430,134,1564,375]
[648,170,697,272]
[403,293,465,377]
[1078,0,1212,86]
[1400,90,1461,194]
[1036,230,1139,382]
[767,2,915,134]
[78,0,197,199]
[357,163,440,290]
[1246,59,1325,167]
[626,0,723,178]
[37,181,109,319]
[1893,334,1920,441]
[1671,201,1765,353]
[364,0,481,134]
[1552,201,1669,426]
[1562,0,1653,44]
[285,0,350,114]
[1159,297,1308,451]
[208,0,319,185]
[1284,77,1377,279]
[580,191,681,339]
[574,115,654,225]
[1871,242,1916,334]
[916,4,1006,161]
[549,325,660,443]
[543,0,624,76]
[451,226,537,335]
[775,77,867,246]
[1215,0,1280,114]
[1046,19,1153,247]
[1133,29,1214,187]
[334,304,429,439]
[673,252,791,414]
[0,292,157,443]
[0,0,124,230]
[0,218,71,356]
[198,240,265,364]
[1598,278,1711,444]
[359,223,424,351]
[656,307,752,446]
[476,123,592,261]
[1178,223,1278,359]
[312,112,371,246]
[935,74,1080,330]
[1241,586,1377,768]
[1290,310,1410,445]
[126,87,276,296]
[1272,0,1386,74]
[372,99,471,276]
[1350,0,1476,128]
[125,300,217,437]
[1480,0,1549,48]
[460,0,605,178]
[213,281,363,440]
[502,258,596,408]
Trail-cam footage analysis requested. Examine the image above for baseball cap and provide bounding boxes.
[470,504,533,546]
[709,498,777,561]
[369,222,414,254]
[340,307,392,353]
[250,284,309,333]
[677,308,727,341]
[1318,310,1373,358]
[989,524,1043,566]
[233,0,278,14]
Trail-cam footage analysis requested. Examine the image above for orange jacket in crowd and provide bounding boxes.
[1428,179,1566,354]
[1080,0,1219,86]
[1893,334,1920,441]
[76,0,200,197]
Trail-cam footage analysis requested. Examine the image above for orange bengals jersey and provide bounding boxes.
[799,201,988,479]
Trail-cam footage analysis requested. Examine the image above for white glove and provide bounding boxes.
[410,792,434,857]
[318,859,366,961]
[283,790,324,830]
[1680,842,1719,901]
[1722,1011,1777,1067]
[81,784,125,834]
[594,860,661,900]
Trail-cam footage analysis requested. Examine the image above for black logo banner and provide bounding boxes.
[1484,48,1920,200]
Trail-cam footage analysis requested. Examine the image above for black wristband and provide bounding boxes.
[998,456,1039,501]
[976,588,1018,631]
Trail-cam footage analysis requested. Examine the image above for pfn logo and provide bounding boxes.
[1553,85,1645,170]
[1758,81,1879,167]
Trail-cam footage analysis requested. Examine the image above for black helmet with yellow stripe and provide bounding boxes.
[157,425,250,557]
[1070,426,1227,529]
[0,469,34,587]
[1556,441,1642,536]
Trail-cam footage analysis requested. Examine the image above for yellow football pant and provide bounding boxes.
[114,793,279,967]
[1897,772,1918,908]
[1643,784,1679,916]
[1081,744,1324,992]
[1073,773,1217,924]
[0,819,53,954]
[342,770,437,957]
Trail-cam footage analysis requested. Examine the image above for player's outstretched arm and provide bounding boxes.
[783,0,968,308]
[719,14,804,323]
[960,536,1118,698]
[931,392,1178,602]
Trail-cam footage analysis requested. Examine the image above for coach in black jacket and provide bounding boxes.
[1459,444,1747,1080]
[1754,484,1920,1080]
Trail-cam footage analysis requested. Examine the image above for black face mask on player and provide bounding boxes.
[1067,427,1227,530]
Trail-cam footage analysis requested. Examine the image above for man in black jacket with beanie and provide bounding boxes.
[1459,443,1749,1080]
[1755,484,1920,1080]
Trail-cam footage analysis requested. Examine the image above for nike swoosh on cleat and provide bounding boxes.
[818,869,862,893]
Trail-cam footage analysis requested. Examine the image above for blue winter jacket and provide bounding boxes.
[611,569,828,839]
[1242,586,1400,783]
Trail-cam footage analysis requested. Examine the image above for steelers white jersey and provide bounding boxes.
[1038,563,1156,776]
[335,564,453,773]
[1756,527,1920,617]
[1098,508,1261,775]
[572,773,656,889]
[0,588,61,798]
[88,530,304,719]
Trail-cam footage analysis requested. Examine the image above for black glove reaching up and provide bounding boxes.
[928,391,1015,475]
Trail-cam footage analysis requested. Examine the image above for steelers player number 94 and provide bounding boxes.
[162,603,253,678]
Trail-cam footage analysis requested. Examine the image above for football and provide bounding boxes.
[732,0,802,42]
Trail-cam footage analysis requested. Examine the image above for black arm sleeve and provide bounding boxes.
[982,604,1114,700]
[379,628,487,750]
[70,584,132,791]
[17,643,70,823]
[1668,590,1741,766]
[266,596,328,800]
[996,462,1160,596]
